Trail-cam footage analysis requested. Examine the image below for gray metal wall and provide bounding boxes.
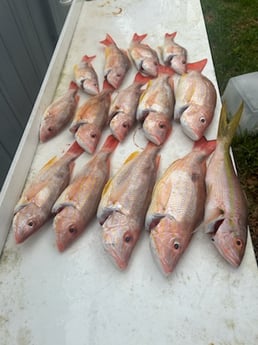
[0,0,69,188]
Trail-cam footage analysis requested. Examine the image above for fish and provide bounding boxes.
[97,142,160,269]
[108,81,143,141]
[52,135,119,251]
[145,137,216,275]
[13,141,84,243]
[70,89,112,154]
[136,68,174,145]
[39,81,79,142]
[128,33,159,77]
[100,34,131,89]
[73,55,99,95]
[162,32,187,75]
[204,102,248,267]
[174,70,217,141]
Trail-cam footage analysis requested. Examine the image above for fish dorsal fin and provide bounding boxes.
[101,177,113,197]
[41,156,58,170]
[123,151,140,164]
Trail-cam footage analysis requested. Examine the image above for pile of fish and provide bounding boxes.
[13,32,248,276]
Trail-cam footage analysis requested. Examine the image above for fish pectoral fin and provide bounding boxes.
[204,208,225,234]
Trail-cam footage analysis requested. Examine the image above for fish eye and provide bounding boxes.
[122,122,129,129]
[235,238,243,247]
[123,232,133,243]
[91,132,97,138]
[116,73,121,77]
[27,220,34,227]
[173,241,180,250]
[47,127,53,132]
[159,122,166,129]
[69,226,77,234]
[200,116,206,124]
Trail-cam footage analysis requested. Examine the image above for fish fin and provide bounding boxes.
[187,58,208,73]
[123,151,140,164]
[82,55,96,63]
[157,64,174,76]
[102,79,116,92]
[134,71,152,84]
[101,177,113,197]
[193,137,216,155]
[69,81,79,91]
[217,101,243,145]
[100,33,115,46]
[165,32,177,40]
[100,135,119,153]
[41,156,58,170]
[132,33,148,43]
[65,141,85,157]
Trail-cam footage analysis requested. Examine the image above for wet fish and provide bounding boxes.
[97,142,160,269]
[13,141,84,243]
[73,55,99,95]
[204,102,248,267]
[70,90,112,154]
[146,137,216,275]
[128,33,159,77]
[174,70,217,141]
[108,81,143,141]
[100,34,131,89]
[52,135,119,251]
[162,32,187,75]
[136,69,174,145]
[39,81,79,142]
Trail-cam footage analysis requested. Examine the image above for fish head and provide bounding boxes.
[13,203,46,243]
[170,55,187,75]
[54,206,85,252]
[102,212,140,270]
[149,217,191,276]
[143,111,171,145]
[40,117,60,142]
[110,112,133,142]
[75,123,101,154]
[210,217,247,267]
[141,57,159,77]
[180,104,211,141]
[82,78,99,96]
[106,65,127,89]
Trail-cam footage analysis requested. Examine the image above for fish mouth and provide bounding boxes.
[180,117,200,141]
[103,244,128,270]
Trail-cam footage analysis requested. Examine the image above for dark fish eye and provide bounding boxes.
[69,227,77,234]
[124,233,132,243]
[122,122,129,128]
[159,122,165,129]
[235,239,243,247]
[91,133,97,138]
[28,220,34,227]
[173,241,180,250]
[200,116,206,124]
[47,127,53,132]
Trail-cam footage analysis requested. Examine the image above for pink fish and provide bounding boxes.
[136,66,174,145]
[13,141,84,243]
[97,142,160,269]
[73,55,99,95]
[162,32,187,75]
[174,70,217,141]
[204,103,248,267]
[39,81,79,142]
[100,34,131,89]
[128,33,159,77]
[70,89,112,154]
[52,135,119,251]
[146,137,216,275]
[108,81,143,141]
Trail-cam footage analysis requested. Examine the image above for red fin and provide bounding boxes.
[102,79,116,92]
[101,135,119,153]
[134,71,152,84]
[82,55,96,63]
[69,81,79,91]
[157,64,175,76]
[165,32,177,39]
[100,33,115,46]
[193,137,216,155]
[65,141,85,157]
[187,58,208,73]
[132,33,148,43]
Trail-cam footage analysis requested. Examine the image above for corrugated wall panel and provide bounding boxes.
[0,0,69,189]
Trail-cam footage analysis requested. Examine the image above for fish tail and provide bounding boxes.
[165,32,177,40]
[100,33,115,46]
[100,135,119,153]
[218,101,243,146]
[65,141,85,158]
[193,136,216,155]
[82,55,96,63]
[132,33,147,43]
[186,58,208,73]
